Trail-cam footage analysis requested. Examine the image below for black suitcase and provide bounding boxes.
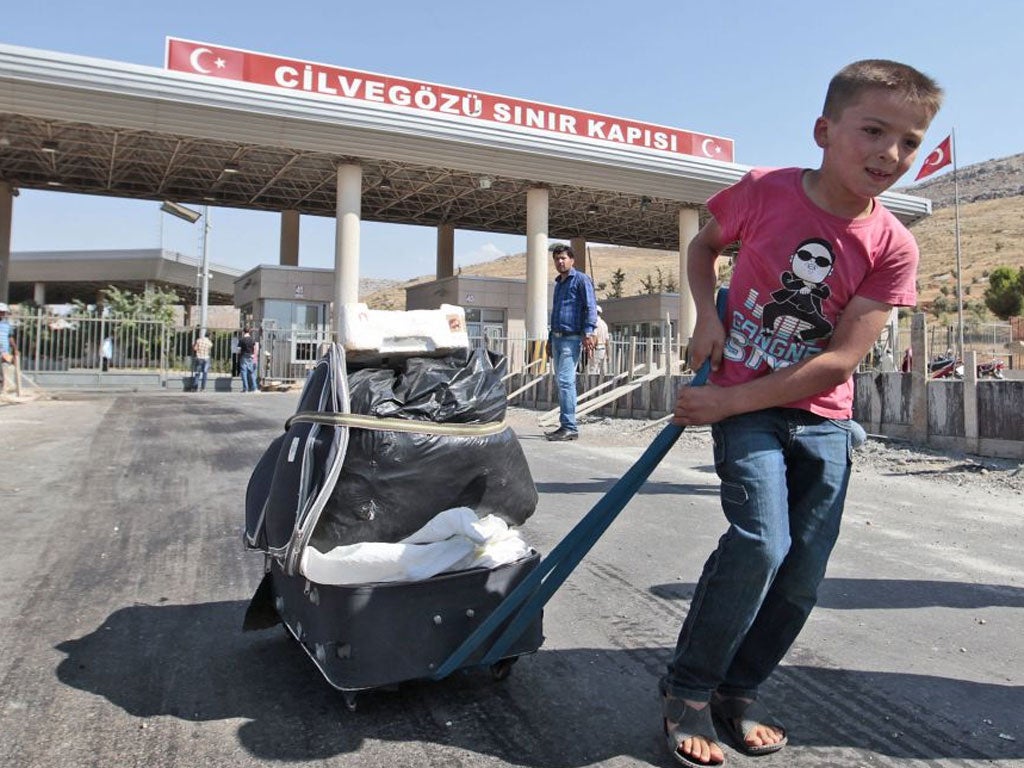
[243,343,543,707]
[246,551,543,708]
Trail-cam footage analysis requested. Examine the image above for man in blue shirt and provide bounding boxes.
[0,302,17,395]
[546,244,598,441]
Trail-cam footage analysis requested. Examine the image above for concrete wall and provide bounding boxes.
[23,370,237,392]
[601,293,679,332]
[406,275,529,322]
[851,366,1024,459]
[28,370,166,390]
[509,369,1024,460]
[234,265,336,307]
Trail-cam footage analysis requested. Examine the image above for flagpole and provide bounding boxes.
[951,128,964,363]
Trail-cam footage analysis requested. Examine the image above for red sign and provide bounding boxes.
[165,38,734,162]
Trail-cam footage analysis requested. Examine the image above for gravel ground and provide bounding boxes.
[505,406,1024,495]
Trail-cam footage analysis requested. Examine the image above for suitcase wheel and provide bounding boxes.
[490,657,518,681]
[342,691,358,712]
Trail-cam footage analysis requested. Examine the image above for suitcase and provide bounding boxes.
[246,551,544,708]
[242,342,543,708]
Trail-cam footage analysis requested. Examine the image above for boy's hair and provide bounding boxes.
[823,59,943,120]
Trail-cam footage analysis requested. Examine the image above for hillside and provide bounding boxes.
[364,153,1024,315]
[900,152,1024,209]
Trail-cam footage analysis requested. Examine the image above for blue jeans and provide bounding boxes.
[551,334,583,432]
[240,354,257,392]
[193,358,210,391]
[661,408,852,702]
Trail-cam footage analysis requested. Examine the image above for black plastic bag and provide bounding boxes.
[310,348,537,548]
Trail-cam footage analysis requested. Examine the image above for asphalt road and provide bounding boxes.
[0,392,1020,768]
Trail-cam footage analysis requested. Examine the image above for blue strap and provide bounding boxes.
[432,289,727,679]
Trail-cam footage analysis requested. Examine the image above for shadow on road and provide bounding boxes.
[651,577,1024,611]
[55,599,1022,764]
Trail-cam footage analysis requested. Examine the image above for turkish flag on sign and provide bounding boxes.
[166,40,246,81]
[915,135,952,180]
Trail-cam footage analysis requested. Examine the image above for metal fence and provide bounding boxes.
[6,308,241,377]
[259,326,334,382]
[12,307,1008,385]
[7,312,682,382]
[473,333,679,378]
[896,318,1017,369]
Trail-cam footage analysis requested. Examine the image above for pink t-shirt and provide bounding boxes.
[708,167,919,419]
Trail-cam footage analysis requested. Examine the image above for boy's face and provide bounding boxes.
[813,88,932,201]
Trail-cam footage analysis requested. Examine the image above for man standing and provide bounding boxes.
[546,244,597,441]
[192,330,213,392]
[0,303,17,395]
[238,328,258,393]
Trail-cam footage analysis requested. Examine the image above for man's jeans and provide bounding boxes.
[661,408,853,702]
[240,354,257,392]
[193,358,210,391]
[551,334,583,432]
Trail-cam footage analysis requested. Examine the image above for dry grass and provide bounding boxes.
[910,196,1024,308]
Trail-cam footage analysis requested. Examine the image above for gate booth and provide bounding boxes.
[234,264,333,383]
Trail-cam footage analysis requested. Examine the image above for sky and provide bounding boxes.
[3,0,1022,280]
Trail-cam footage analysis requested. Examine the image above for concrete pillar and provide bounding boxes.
[280,210,300,267]
[436,223,454,278]
[964,349,979,452]
[33,282,45,306]
[570,236,587,274]
[334,164,362,333]
[677,207,700,344]
[910,312,928,443]
[0,182,13,303]
[525,187,549,340]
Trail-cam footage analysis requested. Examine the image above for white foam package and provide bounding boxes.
[338,303,469,362]
[299,507,532,585]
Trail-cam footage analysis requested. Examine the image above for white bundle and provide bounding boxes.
[300,507,530,585]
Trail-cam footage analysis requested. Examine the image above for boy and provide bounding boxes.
[661,60,943,766]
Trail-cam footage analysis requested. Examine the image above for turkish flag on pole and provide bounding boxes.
[915,135,953,180]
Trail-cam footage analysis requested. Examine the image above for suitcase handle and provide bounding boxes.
[433,288,728,679]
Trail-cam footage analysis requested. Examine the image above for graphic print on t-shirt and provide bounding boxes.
[724,237,838,372]
[761,237,835,343]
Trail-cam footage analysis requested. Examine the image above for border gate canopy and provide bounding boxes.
[0,40,932,252]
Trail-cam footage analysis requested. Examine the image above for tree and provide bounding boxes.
[983,266,1024,320]
[639,272,657,295]
[639,267,679,295]
[604,268,626,299]
[75,286,181,368]
[101,285,179,323]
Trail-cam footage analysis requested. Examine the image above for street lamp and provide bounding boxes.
[160,201,210,335]
[160,200,201,224]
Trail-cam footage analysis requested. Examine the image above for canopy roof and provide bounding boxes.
[0,42,932,253]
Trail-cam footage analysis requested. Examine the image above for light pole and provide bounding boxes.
[198,206,210,335]
[160,201,210,335]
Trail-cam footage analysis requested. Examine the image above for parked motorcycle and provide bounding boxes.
[929,356,963,379]
[977,359,1006,379]
[929,356,1005,380]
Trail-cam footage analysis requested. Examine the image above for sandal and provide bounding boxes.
[710,695,787,756]
[662,692,725,767]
